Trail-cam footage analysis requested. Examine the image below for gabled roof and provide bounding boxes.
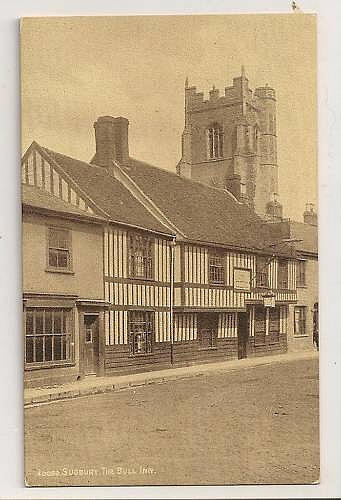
[22,184,105,222]
[119,158,295,256]
[37,145,174,236]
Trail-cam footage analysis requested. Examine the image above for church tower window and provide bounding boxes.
[207,123,223,159]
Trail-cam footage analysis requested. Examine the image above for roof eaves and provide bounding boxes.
[22,202,106,224]
[179,236,296,258]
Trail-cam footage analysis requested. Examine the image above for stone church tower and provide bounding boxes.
[177,68,283,220]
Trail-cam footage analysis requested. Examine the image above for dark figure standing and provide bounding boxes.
[313,302,319,351]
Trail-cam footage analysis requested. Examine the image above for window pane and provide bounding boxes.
[54,311,62,334]
[57,249,69,268]
[26,311,34,335]
[49,228,68,249]
[45,336,53,361]
[49,249,58,267]
[63,310,67,332]
[35,337,44,362]
[54,335,62,360]
[35,310,44,335]
[25,337,34,363]
[45,311,52,334]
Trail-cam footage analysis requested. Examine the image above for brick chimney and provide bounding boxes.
[91,115,129,167]
[303,202,318,226]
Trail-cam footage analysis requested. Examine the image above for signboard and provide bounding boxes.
[263,294,276,308]
[234,268,251,291]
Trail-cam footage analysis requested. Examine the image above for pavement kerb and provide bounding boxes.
[24,351,318,407]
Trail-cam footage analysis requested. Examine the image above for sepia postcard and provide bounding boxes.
[21,14,319,487]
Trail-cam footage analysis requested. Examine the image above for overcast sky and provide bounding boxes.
[21,14,317,221]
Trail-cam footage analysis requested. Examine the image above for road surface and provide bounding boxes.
[25,357,319,486]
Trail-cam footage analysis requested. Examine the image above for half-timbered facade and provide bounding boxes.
[22,115,298,385]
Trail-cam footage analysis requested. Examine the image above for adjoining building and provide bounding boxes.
[269,204,318,351]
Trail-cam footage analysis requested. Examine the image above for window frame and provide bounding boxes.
[208,250,226,285]
[128,310,154,356]
[128,232,155,281]
[296,260,306,287]
[46,225,73,273]
[277,258,289,290]
[294,306,307,336]
[256,256,269,289]
[206,123,224,160]
[24,307,74,369]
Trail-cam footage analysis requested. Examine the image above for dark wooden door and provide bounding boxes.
[197,313,218,348]
[238,312,249,359]
[84,315,99,375]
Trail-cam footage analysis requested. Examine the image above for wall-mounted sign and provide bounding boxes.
[234,268,251,291]
[263,293,276,308]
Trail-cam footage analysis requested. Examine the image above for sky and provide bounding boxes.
[21,14,317,221]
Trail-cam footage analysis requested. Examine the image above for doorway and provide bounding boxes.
[197,312,218,348]
[83,314,99,375]
[237,312,249,359]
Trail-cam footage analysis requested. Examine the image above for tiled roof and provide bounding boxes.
[39,146,174,236]
[120,158,295,256]
[268,220,318,256]
[22,184,105,221]
[288,221,318,255]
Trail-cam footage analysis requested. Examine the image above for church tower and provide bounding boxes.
[177,68,283,220]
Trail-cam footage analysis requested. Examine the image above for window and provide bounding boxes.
[256,256,269,288]
[25,308,73,366]
[48,227,71,270]
[294,306,306,336]
[207,123,223,159]
[209,251,225,284]
[128,311,154,355]
[254,306,266,346]
[269,307,280,343]
[297,260,306,287]
[128,233,154,279]
[278,259,288,289]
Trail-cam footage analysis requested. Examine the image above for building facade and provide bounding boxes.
[22,107,299,387]
[22,184,108,387]
[270,206,318,351]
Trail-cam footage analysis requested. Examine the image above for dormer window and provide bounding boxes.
[207,123,223,159]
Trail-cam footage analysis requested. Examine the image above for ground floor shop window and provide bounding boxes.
[254,306,266,346]
[294,306,306,335]
[128,311,154,355]
[269,307,280,343]
[25,308,73,366]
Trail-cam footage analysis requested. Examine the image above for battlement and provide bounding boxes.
[254,86,276,100]
[185,71,265,112]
